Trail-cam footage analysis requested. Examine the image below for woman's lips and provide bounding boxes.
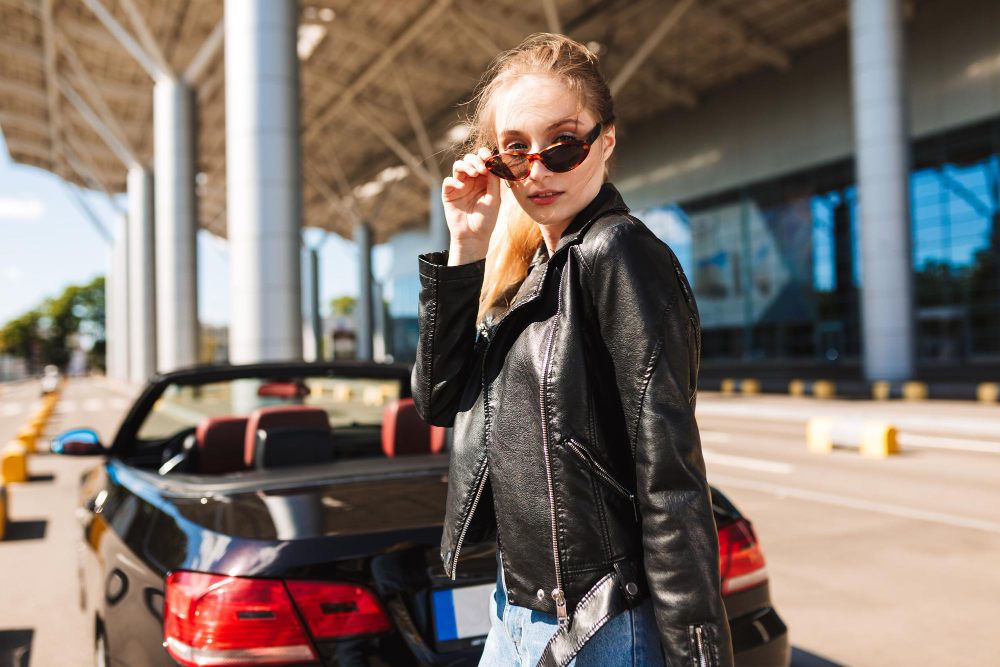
[528,190,563,206]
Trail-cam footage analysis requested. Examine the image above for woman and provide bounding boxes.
[412,33,733,667]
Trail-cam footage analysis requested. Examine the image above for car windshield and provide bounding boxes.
[138,375,400,440]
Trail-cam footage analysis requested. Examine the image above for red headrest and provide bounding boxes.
[244,405,330,468]
[382,398,446,457]
[195,416,248,474]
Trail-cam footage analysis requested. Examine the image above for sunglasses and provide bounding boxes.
[485,122,603,181]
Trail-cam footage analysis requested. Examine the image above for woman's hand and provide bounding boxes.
[442,147,500,265]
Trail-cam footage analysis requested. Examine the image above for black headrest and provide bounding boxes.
[254,425,335,470]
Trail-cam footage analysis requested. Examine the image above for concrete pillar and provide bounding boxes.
[111,214,130,381]
[154,77,199,371]
[105,251,116,380]
[429,186,450,251]
[127,167,156,383]
[309,248,322,361]
[355,222,373,361]
[226,0,303,364]
[849,0,915,381]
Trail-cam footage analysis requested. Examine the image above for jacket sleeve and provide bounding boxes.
[410,250,487,427]
[585,221,734,667]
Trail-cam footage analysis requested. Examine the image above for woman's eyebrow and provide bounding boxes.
[499,119,581,142]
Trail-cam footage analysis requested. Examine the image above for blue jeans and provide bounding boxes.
[478,552,666,666]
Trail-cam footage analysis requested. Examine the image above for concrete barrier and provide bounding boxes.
[740,378,760,395]
[14,427,36,454]
[720,378,736,396]
[806,416,834,454]
[1,443,28,483]
[789,379,806,397]
[860,421,899,458]
[871,380,891,400]
[806,417,900,459]
[813,380,836,399]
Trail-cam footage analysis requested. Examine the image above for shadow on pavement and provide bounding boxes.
[791,646,851,667]
[3,520,47,541]
[26,474,54,483]
[0,629,33,667]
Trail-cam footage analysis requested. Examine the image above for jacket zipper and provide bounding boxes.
[449,267,547,581]
[540,267,568,629]
[566,439,639,522]
[449,466,489,579]
[694,625,710,667]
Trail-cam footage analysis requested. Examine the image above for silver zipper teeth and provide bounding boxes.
[566,439,633,501]
[450,466,489,579]
[695,625,709,667]
[540,268,567,626]
[450,270,545,581]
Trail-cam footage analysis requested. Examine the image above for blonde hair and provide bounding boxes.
[468,33,617,325]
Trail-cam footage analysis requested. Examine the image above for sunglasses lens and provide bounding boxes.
[541,143,589,173]
[487,154,529,181]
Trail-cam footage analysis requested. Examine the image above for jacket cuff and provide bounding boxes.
[418,250,486,281]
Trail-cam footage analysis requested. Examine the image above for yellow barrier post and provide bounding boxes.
[813,380,836,399]
[859,421,899,458]
[871,380,890,400]
[720,378,736,396]
[1,443,28,483]
[976,382,999,403]
[806,417,834,454]
[901,381,928,401]
[789,379,805,397]
[15,427,36,454]
[740,379,760,396]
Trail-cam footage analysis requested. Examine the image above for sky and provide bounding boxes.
[0,132,392,329]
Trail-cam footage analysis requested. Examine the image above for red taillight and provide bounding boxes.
[285,581,392,639]
[718,519,768,595]
[164,572,317,667]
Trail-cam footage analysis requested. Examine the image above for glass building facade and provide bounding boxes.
[638,116,1000,370]
[389,116,1000,374]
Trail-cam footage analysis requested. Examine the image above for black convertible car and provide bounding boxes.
[54,362,789,666]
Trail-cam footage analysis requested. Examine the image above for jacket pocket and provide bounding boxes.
[688,623,717,667]
[566,438,639,521]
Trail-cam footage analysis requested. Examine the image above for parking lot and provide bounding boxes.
[1,377,998,666]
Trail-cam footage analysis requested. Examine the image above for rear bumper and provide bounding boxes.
[731,606,790,667]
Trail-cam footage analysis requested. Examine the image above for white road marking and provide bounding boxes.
[702,449,794,474]
[897,432,1000,455]
[709,473,1000,534]
[82,398,103,412]
[0,403,25,418]
[699,430,732,443]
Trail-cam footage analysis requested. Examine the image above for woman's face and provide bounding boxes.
[492,75,616,229]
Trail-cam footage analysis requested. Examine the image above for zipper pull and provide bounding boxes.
[551,588,569,629]
[630,493,639,522]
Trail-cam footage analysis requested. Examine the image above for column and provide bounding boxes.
[355,222,373,361]
[154,76,199,371]
[429,186,449,251]
[849,0,915,381]
[111,214,130,381]
[128,167,156,383]
[225,0,303,364]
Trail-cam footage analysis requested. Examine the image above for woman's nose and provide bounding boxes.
[528,156,551,180]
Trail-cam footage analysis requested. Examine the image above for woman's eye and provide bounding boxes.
[554,134,578,143]
[505,142,528,151]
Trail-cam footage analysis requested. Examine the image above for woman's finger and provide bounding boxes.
[442,176,466,197]
[464,152,487,175]
[477,146,492,161]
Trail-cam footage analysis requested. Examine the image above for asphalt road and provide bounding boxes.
[0,377,997,666]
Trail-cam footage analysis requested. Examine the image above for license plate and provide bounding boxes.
[431,583,494,642]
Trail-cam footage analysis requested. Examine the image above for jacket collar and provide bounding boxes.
[530,182,630,267]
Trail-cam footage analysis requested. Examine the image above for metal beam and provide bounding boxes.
[394,71,442,181]
[57,75,138,167]
[54,27,136,163]
[41,0,63,178]
[117,0,173,76]
[184,17,224,84]
[610,0,697,95]
[304,0,457,142]
[449,11,502,58]
[60,137,123,205]
[694,4,790,70]
[353,104,437,189]
[541,0,562,33]
[78,0,164,79]
[63,182,113,244]
[305,170,362,227]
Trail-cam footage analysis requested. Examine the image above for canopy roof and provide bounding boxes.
[0,0,850,243]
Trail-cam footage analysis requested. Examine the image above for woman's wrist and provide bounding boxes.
[448,239,488,266]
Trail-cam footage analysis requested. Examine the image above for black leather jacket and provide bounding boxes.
[412,183,733,667]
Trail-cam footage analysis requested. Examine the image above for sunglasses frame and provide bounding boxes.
[485,121,604,182]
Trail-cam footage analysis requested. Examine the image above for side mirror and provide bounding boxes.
[51,428,105,456]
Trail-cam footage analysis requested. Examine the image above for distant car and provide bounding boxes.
[40,364,60,395]
[56,362,789,666]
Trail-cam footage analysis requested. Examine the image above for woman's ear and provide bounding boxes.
[601,124,616,162]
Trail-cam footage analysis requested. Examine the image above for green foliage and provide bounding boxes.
[330,295,356,315]
[0,276,106,370]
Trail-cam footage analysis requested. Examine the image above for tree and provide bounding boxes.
[330,295,356,316]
